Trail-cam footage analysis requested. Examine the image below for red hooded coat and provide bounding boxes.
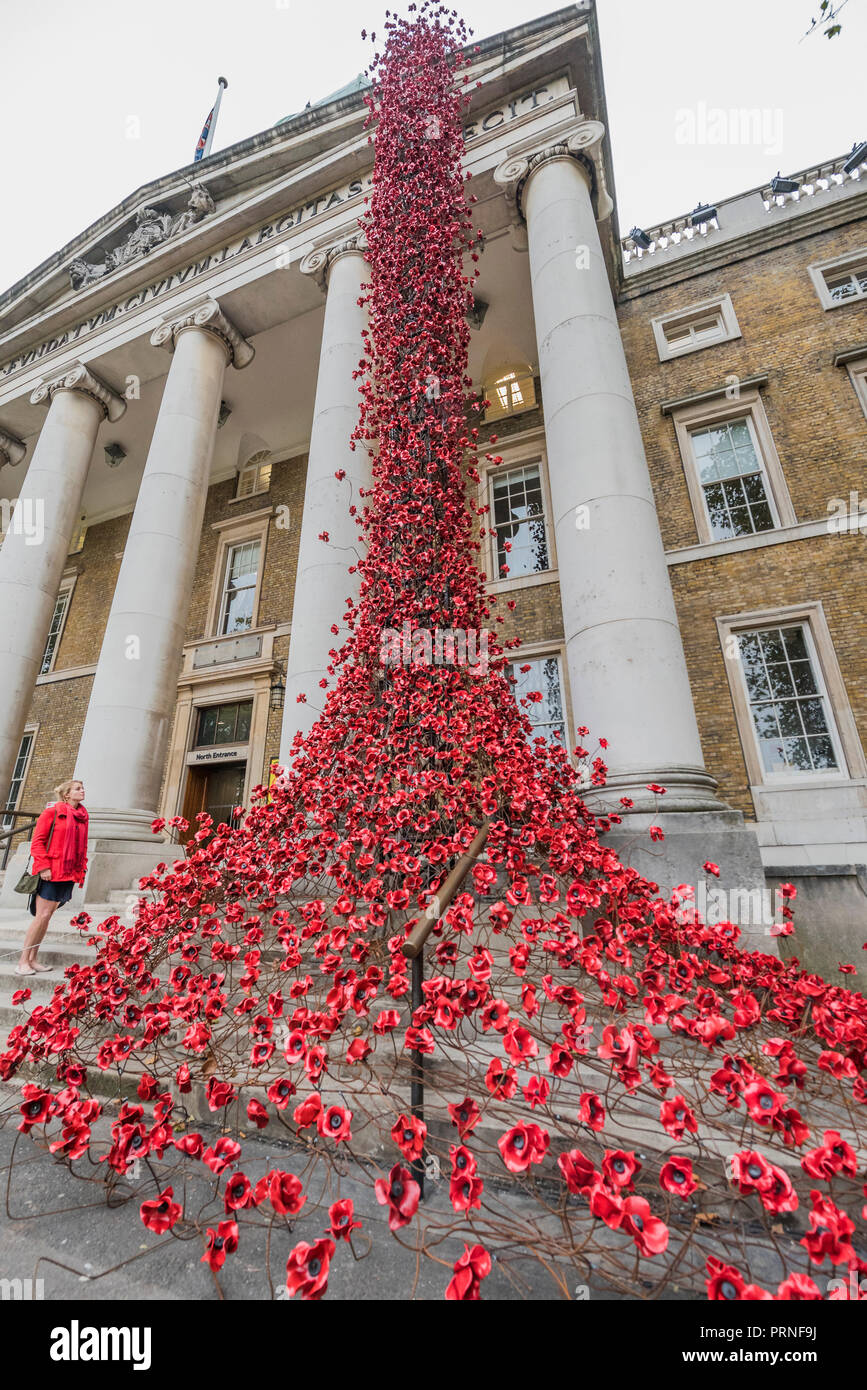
[30,803,89,885]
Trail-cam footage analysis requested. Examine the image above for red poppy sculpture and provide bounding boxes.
[2,3,865,1302]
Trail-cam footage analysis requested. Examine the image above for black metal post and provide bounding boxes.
[410,949,425,1199]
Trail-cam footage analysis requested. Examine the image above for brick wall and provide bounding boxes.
[19,674,94,815]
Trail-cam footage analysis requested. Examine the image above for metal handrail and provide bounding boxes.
[0,810,40,871]
[402,820,491,958]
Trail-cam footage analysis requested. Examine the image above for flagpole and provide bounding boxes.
[201,77,228,160]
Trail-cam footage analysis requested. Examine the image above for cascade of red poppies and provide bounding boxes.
[2,4,865,1303]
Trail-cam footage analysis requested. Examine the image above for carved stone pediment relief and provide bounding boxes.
[67,185,217,291]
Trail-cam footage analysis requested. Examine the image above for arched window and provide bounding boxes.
[484,369,537,422]
[236,449,272,499]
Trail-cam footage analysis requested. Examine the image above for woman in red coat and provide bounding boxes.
[16,778,88,976]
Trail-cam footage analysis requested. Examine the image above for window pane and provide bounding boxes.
[221,540,260,634]
[782,627,809,662]
[808,735,837,769]
[752,702,781,739]
[507,656,565,744]
[214,705,238,744]
[198,707,218,746]
[235,701,252,742]
[3,731,34,825]
[741,624,839,776]
[492,465,549,579]
[776,700,804,737]
[790,661,818,696]
[749,502,774,532]
[781,736,811,771]
[798,697,829,734]
[40,590,71,674]
[767,663,795,698]
[741,473,766,503]
[758,738,787,775]
[758,630,786,665]
[727,506,752,536]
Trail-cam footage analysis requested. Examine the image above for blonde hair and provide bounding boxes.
[54,778,83,805]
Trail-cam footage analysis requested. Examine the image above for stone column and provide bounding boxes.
[279,235,369,763]
[0,364,125,804]
[496,127,719,814]
[75,299,253,897]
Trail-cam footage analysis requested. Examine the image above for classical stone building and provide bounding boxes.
[1,4,865,982]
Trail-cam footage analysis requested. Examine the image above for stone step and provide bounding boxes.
[106,887,149,907]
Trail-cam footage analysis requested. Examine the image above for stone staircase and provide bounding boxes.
[0,881,149,1037]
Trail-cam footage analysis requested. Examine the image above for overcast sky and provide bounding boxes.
[2,0,865,293]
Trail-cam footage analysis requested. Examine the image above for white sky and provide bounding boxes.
[1,0,865,293]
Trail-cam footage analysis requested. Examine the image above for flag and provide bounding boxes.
[193,78,227,164]
[193,108,215,163]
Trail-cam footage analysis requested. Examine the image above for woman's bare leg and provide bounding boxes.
[17,896,61,972]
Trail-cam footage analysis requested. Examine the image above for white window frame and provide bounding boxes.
[506,643,570,751]
[671,388,796,545]
[207,508,272,639]
[809,247,867,310]
[40,576,76,675]
[716,602,866,789]
[2,726,37,828]
[235,450,272,501]
[842,354,867,421]
[480,437,558,593]
[651,293,741,362]
[217,539,263,637]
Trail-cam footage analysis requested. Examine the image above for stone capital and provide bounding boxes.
[0,425,26,468]
[493,120,614,226]
[300,230,368,294]
[150,297,254,370]
[30,361,127,423]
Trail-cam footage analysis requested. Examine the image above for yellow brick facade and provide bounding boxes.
[618,219,867,823]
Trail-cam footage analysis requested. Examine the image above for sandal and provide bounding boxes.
[29,962,53,972]
[14,965,36,976]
